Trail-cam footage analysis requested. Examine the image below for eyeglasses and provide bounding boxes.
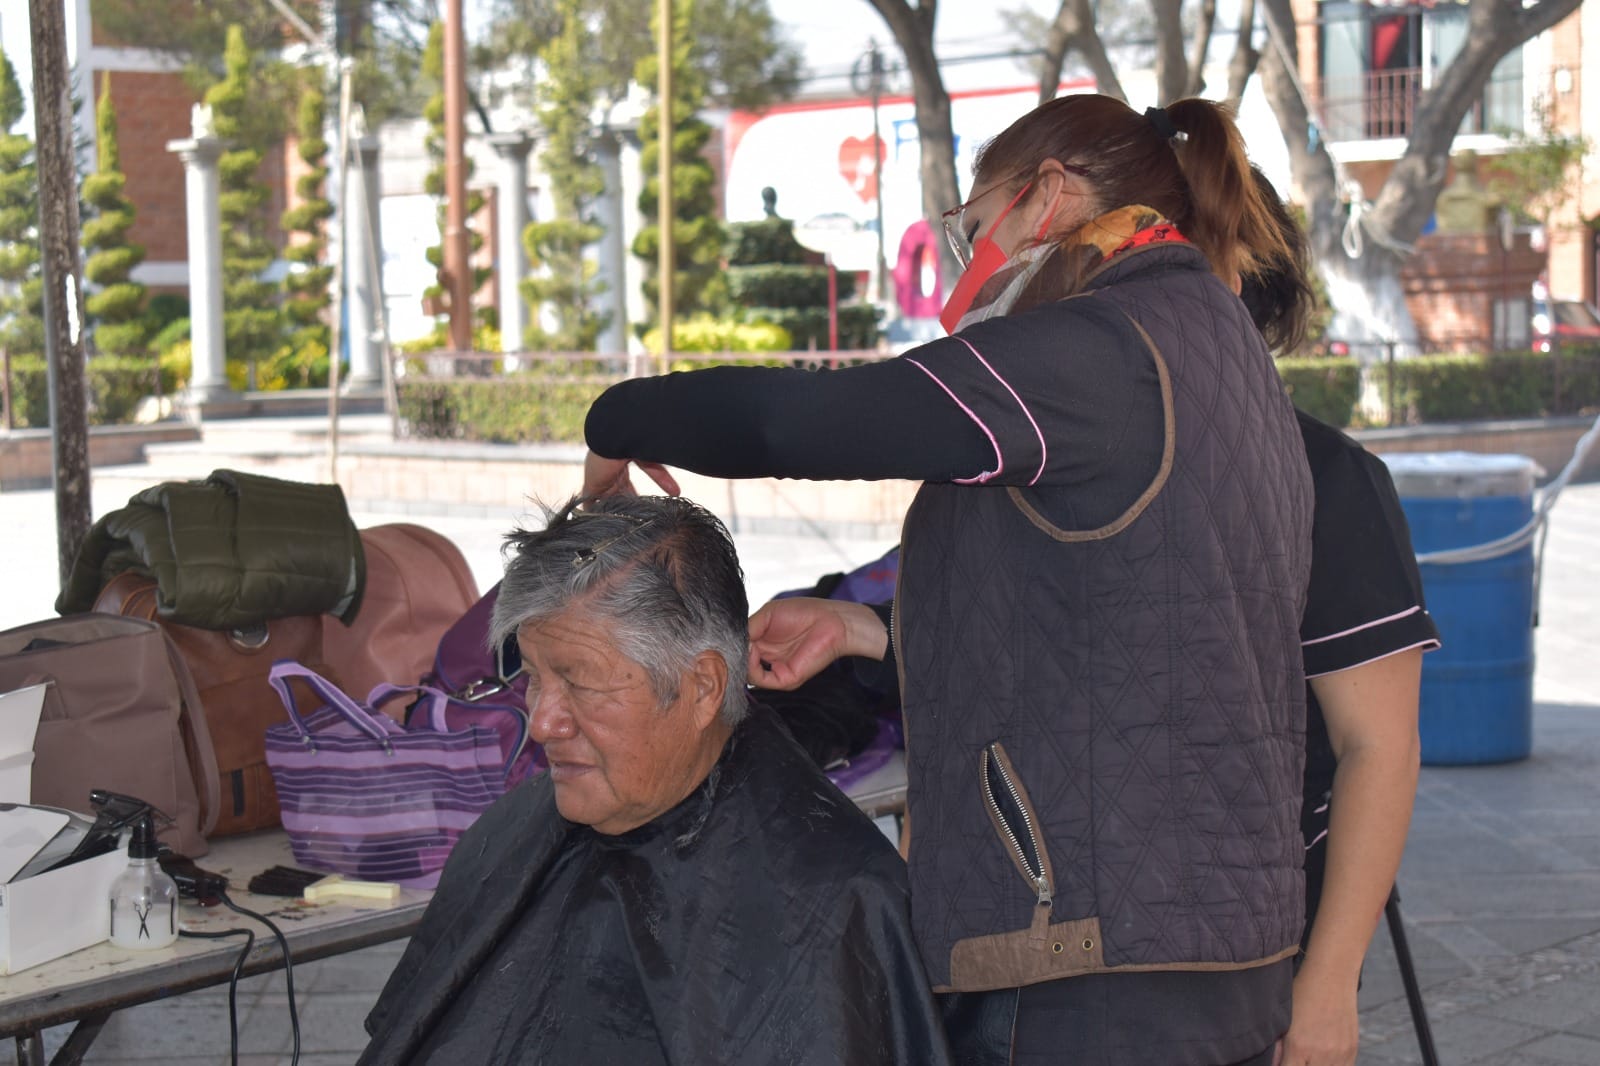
[941,163,1090,268]
[941,189,1001,270]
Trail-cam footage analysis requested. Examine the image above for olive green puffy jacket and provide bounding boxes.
[57,469,364,629]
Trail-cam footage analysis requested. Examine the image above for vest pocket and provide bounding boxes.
[981,742,1054,910]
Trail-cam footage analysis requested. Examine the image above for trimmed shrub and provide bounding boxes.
[747,305,880,351]
[727,264,857,309]
[640,315,792,355]
[1370,348,1600,423]
[726,218,808,266]
[5,354,176,426]
[398,362,618,443]
[1278,357,1361,427]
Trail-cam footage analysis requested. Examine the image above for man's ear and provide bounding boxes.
[684,650,729,730]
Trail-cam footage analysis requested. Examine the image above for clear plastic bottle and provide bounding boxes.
[108,814,179,950]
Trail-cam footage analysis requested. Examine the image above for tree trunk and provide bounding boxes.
[1151,0,1188,104]
[1255,0,1579,346]
[1223,0,1259,111]
[867,0,962,280]
[1036,0,1125,104]
[1185,0,1216,99]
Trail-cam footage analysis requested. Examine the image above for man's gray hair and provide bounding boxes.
[489,495,750,724]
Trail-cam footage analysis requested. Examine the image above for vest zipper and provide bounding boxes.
[983,744,1052,907]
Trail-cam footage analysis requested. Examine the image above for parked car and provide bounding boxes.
[1532,295,1600,352]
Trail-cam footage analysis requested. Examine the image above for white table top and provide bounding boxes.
[0,830,429,1036]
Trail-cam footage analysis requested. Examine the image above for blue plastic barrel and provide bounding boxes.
[1381,452,1539,765]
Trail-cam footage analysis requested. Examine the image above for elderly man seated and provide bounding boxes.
[358,495,949,1066]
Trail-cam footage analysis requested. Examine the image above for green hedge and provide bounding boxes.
[1278,357,1361,428]
[397,365,617,443]
[727,264,856,309]
[4,353,180,427]
[1372,348,1600,423]
[725,218,808,266]
[747,305,880,352]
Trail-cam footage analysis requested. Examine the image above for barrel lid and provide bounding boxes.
[1381,451,1541,498]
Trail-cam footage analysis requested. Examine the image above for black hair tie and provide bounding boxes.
[1145,106,1179,142]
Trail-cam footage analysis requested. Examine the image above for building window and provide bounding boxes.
[1317,1,1523,142]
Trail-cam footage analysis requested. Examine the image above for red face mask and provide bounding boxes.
[939,182,1053,335]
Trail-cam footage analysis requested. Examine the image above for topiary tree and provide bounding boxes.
[204,24,282,386]
[633,0,725,325]
[521,0,610,352]
[421,21,491,336]
[279,81,333,370]
[81,72,148,358]
[0,48,44,360]
[724,216,879,350]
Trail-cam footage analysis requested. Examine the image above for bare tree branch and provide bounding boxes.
[1185,0,1215,99]
[1223,0,1259,110]
[1150,0,1186,104]
[1035,0,1126,103]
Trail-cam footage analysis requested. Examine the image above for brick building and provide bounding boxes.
[49,1,292,297]
[1291,0,1598,349]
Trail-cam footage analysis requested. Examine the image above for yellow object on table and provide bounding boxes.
[303,874,401,903]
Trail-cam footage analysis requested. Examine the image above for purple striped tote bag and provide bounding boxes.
[265,660,528,888]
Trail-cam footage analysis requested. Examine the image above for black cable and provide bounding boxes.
[220,892,302,1066]
[179,927,254,1066]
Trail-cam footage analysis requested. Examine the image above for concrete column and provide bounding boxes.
[167,107,233,404]
[487,131,534,354]
[345,114,385,391]
[617,127,647,356]
[594,129,628,355]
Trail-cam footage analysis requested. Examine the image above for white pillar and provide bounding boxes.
[595,129,628,355]
[345,119,385,391]
[167,107,232,403]
[617,128,647,356]
[487,131,534,354]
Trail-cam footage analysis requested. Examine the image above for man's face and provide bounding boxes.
[519,606,725,835]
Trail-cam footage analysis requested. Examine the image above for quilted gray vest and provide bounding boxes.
[898,246,1313,992]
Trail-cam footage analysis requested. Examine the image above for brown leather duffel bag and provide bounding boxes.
[93,573,335,837]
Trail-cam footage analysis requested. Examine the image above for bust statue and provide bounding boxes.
[761,186,778,218]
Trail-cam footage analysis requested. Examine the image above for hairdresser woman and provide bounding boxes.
[583,95,1313,1066]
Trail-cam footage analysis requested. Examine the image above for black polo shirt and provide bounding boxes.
[1296,411,1441,935]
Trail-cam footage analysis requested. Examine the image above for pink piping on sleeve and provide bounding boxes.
[954,337,1048,486]
[1304,639,1441,680]
[1302,605,1424,646]
[905,357,1002,484]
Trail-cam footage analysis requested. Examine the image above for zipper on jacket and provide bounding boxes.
[983,744,1052,907]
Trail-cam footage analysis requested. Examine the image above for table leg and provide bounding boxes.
[44,1013,110,1066]
[13,1033,43,1066]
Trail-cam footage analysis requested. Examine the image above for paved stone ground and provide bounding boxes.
[3,419,1597,1065]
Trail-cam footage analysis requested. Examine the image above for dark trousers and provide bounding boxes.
[940,971,1285,1066]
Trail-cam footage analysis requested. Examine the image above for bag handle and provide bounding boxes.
[365,683,529,778]
[160,630,222,838]
[366,682,454,734]
[267,661,397,750]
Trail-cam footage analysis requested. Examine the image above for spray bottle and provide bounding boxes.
[108,812,179,950]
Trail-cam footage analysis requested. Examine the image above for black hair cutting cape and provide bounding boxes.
[357,703,951,1066]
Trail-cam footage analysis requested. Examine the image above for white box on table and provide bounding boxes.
[0,683,127,974]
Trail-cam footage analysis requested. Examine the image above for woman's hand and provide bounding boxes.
[582,451,680,500]
[1274,968,1359,1066]
[747,598,888,691]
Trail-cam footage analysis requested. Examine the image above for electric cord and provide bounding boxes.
[220,891,302,1066]
[177,926,254,1066]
